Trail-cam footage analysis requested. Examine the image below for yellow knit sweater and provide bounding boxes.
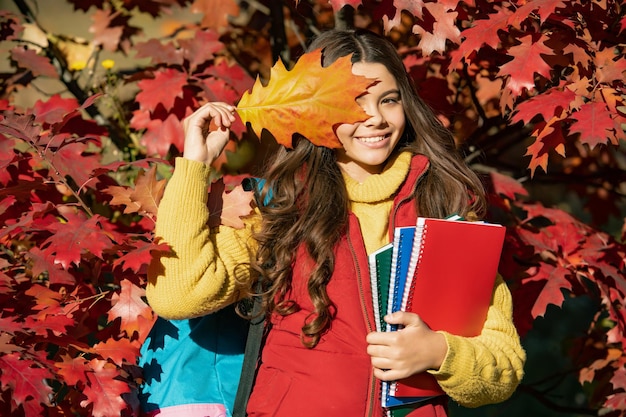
[147,153,525,408]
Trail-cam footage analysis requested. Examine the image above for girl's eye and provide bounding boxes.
[382,96,400,105]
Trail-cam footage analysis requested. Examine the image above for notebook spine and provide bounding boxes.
[406,222,427,312]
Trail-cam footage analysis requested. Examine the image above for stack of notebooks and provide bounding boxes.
[368,216,506,409]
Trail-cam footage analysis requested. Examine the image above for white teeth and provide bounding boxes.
[357,136,385,143]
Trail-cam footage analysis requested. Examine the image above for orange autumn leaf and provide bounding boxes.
[236,49,374,149]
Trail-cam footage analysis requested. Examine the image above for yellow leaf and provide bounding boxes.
[236,49,374,149]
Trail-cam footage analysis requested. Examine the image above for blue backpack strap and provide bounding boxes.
[233,176,269,417]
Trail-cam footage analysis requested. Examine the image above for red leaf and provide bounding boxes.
[380,0,425,33]
[524,118,566,176]
[11,46,57,78]
[139,113,185,156]
[80,359,130,417]
[0,353,53,410]
[179,30,224,72]
[594,49,626,84]
[207,177,255,228]
[113,239,170,273]
[203,60,255,96]
[106,165,166,217]
[41,212,114,270]
[330,0,364,14]
[136,69,188,113]
[413,3,461,55]
[498,34,554,96]
[41,141,102,188]
[32,95,80,125]
[134,39,183,66]
[525,263,573,318]
[569,101,619,149]
[89,9,124,52]
[91,338,141,366]
[26,246,75,285]
[450,6,512,68]
[191,0,240,30]
[490,171,529,200]
[512,87,577,125]
[107,279,153,336]
[56,354,89,386]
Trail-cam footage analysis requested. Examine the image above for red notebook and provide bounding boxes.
[384,216,506,407]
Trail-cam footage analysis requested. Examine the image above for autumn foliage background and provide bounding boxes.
[0,0,625,416]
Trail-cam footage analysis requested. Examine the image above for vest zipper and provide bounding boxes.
[347,226,377,417]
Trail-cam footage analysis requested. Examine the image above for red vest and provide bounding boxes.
[247,155,447,417]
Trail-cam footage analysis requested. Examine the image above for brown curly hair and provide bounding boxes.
[250,29,486,348]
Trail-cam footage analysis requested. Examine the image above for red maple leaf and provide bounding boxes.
[80,358,130,417]
[136,69,188,113]
[91,338,141,367]
[0,353,53,411]
[11,46,57,78]
[41,212,114,270]
[89,9,126,52]
[569,101,618,149]
[107,279,153,336]
[498,34,554,96]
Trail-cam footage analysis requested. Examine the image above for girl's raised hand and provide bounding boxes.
[182,102,236,165]
[366,311,448,381]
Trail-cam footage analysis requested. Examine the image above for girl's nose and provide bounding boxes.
[363,104,384,127]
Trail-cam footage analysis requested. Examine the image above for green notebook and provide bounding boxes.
[368,243,393,332]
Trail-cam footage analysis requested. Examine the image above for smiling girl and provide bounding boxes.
[147,28,525,417]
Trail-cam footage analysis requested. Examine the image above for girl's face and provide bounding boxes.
[334,62,406,182]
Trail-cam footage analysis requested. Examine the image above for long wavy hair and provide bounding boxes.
[249,29,486,348]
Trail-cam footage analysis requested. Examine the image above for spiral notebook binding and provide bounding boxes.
[403,220,427,311]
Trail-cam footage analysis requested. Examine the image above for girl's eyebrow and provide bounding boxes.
[357,89,401,102]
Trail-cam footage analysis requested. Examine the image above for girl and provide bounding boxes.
[147,28,525,417]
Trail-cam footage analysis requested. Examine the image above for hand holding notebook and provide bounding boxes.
[369,216,506,408]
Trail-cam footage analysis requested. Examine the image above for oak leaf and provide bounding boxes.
[106,165,166,217]
[80,358,130,417]
[569,101,618,149]
[107,279,153,337]
[136,68,187,112]
[237,49,373,149]
[498,34,554,96]
[208,176,254,229]
[41,212,114,270]
[0,353,53,412]
[413,3,461,55]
